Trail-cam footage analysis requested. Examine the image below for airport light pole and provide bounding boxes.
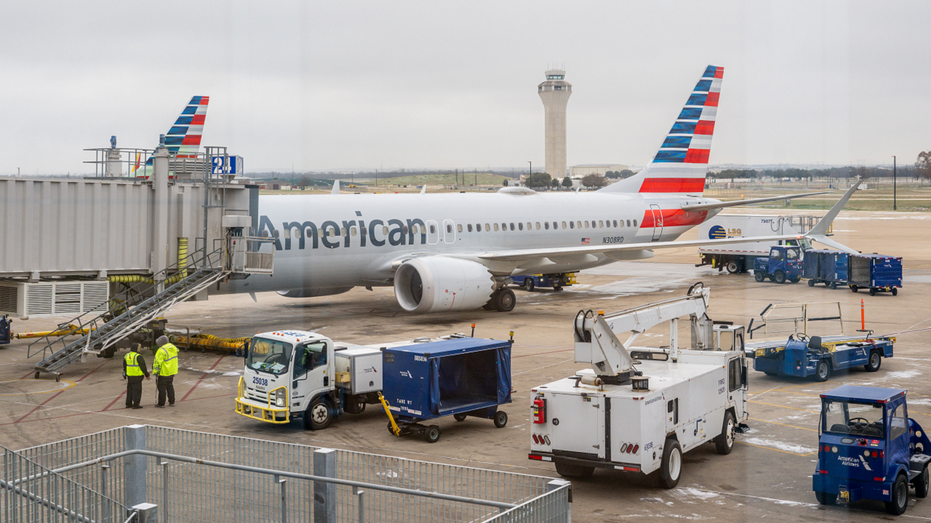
[893,155,897,211]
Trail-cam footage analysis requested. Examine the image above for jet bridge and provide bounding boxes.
[0,141,273,378]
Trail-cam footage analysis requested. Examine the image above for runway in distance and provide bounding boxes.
[218,65,853,314]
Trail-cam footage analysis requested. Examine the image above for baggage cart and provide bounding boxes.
[848,253,902,296]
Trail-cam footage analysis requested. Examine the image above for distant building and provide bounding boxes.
[570,164,629,178]
[538,69,572,177]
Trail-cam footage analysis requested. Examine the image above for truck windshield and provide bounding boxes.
[247,337,292,375]
[823,400,885,438]
[786,248,801,260]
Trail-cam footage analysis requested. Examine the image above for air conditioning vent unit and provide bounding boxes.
[0,281,109,318]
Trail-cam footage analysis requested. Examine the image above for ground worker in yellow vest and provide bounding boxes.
[153,335,179,408]
[123,343,150,409]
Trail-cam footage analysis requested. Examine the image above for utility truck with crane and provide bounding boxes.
[528,285,749,488]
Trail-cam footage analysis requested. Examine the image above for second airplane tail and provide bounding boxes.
[600,65,723,196]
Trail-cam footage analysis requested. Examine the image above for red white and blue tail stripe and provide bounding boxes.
[141,96,209,170]
[600,66,722,196]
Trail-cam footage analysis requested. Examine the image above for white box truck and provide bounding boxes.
[697,214,822,273]
[528,286,750,488]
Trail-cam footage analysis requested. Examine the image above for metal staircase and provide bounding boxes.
[31,247,229,379]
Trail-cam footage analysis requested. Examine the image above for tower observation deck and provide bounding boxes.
[538,69,572,179]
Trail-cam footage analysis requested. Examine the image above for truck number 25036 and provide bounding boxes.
[252,376,269,387]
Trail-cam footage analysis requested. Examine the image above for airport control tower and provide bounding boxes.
[538,69,572,178]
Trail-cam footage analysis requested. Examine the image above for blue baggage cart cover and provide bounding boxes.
[383,338,512,420]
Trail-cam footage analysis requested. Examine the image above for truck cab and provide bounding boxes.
[813,385,930,515]
[753,245,802,284]
[235,330,338,428]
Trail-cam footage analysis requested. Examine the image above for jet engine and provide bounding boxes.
[277,287,353,298]
[393,257,496,313]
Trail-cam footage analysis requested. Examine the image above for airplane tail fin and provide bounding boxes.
[142,96,209,169]
[599,65,723,195]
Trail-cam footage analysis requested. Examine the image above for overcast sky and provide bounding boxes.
[2,1,929,175]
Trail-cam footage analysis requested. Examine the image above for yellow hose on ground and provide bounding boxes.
[15,324,92,339]
[169,334,251,353]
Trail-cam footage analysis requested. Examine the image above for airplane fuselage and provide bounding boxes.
[218,190,718,295]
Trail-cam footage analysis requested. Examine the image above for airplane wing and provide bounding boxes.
[478,180,862,265]
[681,191,830,212]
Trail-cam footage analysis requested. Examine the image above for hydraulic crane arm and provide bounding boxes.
[573,286,713,379]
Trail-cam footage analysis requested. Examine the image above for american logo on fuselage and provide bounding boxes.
[259,214,430,250]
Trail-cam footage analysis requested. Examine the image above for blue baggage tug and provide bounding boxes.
[804,249,849,289]
[751,333,894,381]
[380,337,512,443]
[813,385,930,515]
[848,253,903,296]
[0,315,11,345]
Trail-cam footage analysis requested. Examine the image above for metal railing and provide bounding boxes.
[12,426,568,523]
[1,445,133,523]
[28,246,227,373]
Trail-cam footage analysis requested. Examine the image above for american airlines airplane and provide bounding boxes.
[218,66,853,313]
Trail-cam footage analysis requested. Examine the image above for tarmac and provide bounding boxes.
[1,209,930,521]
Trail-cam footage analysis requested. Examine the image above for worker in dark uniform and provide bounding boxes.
[123,343,151,409]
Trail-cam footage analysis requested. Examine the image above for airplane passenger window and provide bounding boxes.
[633,220,638,227]
[467,224,473,232]
[526,222,531,230]
[494,223,499,231]
[509,223,515,231]
[351,227,357,237]
[446,224,452,233]
[613,220,618,227]
[569,221,574,229]
[476,223,481,231]
[485,223,490,232]
[536,222,541,230]
[457,224,463,233]
[293,228,301,238]
[430,224,436,234]
[627,220,631,227]
[544,222,550,230]
[585,221,590,228]
[599,220,604,228]
[549,222,555,229]
[518,223,523,231]
[383,226,389,235]
[272,230,279,238]
[340,228,347,236]
[403,226,409,235]
[561,221,567,229]
[412,225,419,234]
[577,221,582,229]
[360,227,367,236]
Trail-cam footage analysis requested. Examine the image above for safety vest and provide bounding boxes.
[125,352,143,377]
[154,343,179,376]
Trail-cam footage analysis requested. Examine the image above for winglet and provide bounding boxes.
[804,179,863,254]
[331,180,340,195]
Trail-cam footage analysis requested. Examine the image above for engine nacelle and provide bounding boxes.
[277,287,353,298]
[394,257,495,313]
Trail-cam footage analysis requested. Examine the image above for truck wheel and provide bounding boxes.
[660,439,682,489]
[494,288,516,312]
[790,275,800,283]
[454,413,468,422]
[714,411,736,455]
[524,279,534,292]
[915,466,929,499]
[850,285,858,293]
[726,261,739,274]
[892,287,898,296]
[554,459,594,479]
[808,279,815,287]
[424,425,441,443]
[815,490,837,505]
[886,473,909,515]
[305,398,332,430]
[869,287,877,296]
[754,272,765,283]
[493,410,508,428]
[816,360,832,382]
[864,351,882,372]
[773,271,786,284]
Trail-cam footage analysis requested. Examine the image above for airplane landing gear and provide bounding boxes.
[484,288,516,312]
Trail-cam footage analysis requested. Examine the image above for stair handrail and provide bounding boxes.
[28,245,225,362]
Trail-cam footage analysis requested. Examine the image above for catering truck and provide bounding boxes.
[697,214,820,273]
[528,285,749,488]
[235,329,497,430]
